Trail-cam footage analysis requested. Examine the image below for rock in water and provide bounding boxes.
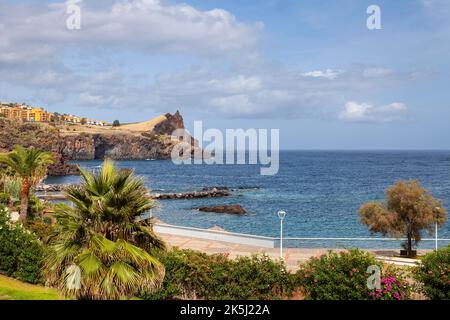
[195,205,246,215]
[151,187,230,199]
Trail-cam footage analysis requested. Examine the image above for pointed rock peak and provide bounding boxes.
[153,110,185,135]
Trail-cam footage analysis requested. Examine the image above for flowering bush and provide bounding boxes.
[414,246,450,300]
[296,249,382,300]
[369,276,410,300]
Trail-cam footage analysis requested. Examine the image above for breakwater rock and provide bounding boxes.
[194,205,247,215]
[37,187,231,201]
[151,187,230,200]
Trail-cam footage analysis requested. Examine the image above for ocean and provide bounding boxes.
[45,150,450,248]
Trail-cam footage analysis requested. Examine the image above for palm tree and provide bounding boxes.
[0,145,54,220]
[46,160,165,299]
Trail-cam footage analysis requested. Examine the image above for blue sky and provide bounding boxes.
[0,0,449,149]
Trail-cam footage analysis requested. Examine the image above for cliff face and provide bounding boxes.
[0,111,190,176]
[60,133,176,160]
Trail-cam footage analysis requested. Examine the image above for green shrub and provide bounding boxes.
[141,248,296,300]
[0,192,9,205]
[0,206,45,284]
[414,246,450,300]
[1,176,21,202]
[23,219,54,240]
[296,249,382,300]
[27,194,44,220]
[43,216,52,225]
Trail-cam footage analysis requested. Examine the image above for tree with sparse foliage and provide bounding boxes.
[0,146,54,220]
[46,160,165,299]
[80,118,87,125]
[359,180,448,257]
[112,120,120,127]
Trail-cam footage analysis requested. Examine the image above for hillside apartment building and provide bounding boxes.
[0,102,107,126]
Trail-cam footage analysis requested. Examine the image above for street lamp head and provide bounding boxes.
[277,210,286,220]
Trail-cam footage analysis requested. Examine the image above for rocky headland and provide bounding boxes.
[0,111,197,176]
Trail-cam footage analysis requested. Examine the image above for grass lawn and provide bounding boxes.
[0,274,60,300]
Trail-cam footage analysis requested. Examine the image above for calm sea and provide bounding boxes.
[45,151,450,248]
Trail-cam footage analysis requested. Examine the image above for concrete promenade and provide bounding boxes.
[158,233,422,270]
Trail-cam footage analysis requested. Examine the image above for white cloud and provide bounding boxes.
[302,69,341,80]
[136,65,416,119]
[0,0,262,59]
[0,1,419,121]
[339,102,408,123]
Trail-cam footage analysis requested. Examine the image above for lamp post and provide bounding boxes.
[435,221,438,251]
[278,210,286,259]
[435,207,440,251]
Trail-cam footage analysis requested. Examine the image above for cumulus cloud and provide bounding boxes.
[137,63,418,119]
[0,0,262,60]
[338,102,408,123]
[0,0,418,121]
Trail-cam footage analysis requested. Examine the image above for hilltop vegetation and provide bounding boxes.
[0,119,78,175]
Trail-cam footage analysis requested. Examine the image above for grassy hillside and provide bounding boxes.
[119,115,167,132]
[58,114,168,136]
[0,274,60,300]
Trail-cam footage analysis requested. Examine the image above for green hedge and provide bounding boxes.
[414,246,450,300]
[0,192,10,205]
[141,249,297,300]
[296,249,383,300]
[0,206,45,284]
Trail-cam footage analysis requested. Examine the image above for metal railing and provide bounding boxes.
[154,223,276,248]
[153,222,450,249]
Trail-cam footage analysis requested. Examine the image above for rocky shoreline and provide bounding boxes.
[152,187,230,199]
[36,185,231,200]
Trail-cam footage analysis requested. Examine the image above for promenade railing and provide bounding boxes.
[154,222,450,249]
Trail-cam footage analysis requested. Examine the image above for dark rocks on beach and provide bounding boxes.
[202,186,260,191]
[195,205,247,215]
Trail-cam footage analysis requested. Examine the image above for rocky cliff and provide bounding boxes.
[60,132,177,161]
[0,111,193,176]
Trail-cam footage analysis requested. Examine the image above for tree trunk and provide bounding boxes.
[406,233,413,258]
[19,178,31,221]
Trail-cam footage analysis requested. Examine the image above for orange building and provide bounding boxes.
[1,103,106,125]
[0,105,52,122]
